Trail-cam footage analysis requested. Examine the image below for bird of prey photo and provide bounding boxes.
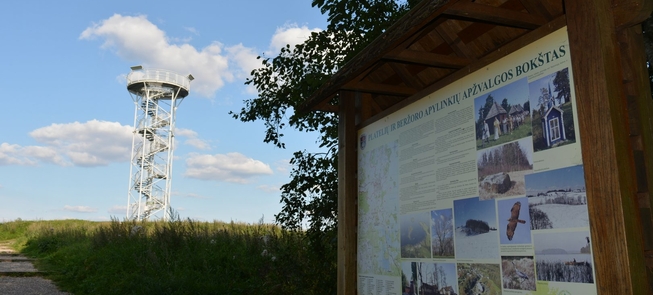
[506,201,526,241]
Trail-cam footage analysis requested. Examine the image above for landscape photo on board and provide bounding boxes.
[476,137,533,200]
[457,263,501,295]
[401,261,458,295]
[526,165,589,230]
[534,231,594,284]
[453,197,499,260]
[400,211,432,258]
[501,256,535,291]
[431,208,455,258]
[474,77,532,150]
[528,67,576,151]
[497,196,531,244]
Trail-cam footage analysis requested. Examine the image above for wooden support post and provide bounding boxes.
[356,92,374,126]
[338,90,358,295]
[565,0,649,293]
[618,24,653,292]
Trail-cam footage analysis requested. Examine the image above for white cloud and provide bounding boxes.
[172,191,210,199]
[226,43,260,79]
[30,120,133,167]
[268,23,322,54]
[108,205,127,215]
[176,128,210,150]
[274,159,292,173]
[80,14,248,98]
[185,138,211,150]
[81,15,323,98]
[257,184,280,193]
[64,205,98,213]
[185,152,273,184]
[0,120,132,167]
[0,143,37,166]
[184,27,199,36]
[175,128,197,138]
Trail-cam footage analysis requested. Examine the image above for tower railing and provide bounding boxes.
[127,68,191,92]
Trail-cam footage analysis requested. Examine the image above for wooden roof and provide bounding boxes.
[485,101,507,119]
[300,0,566,119]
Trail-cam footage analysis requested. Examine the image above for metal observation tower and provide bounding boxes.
[126,66,193,221]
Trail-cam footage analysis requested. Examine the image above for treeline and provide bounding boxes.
[536,188,585,195]
[529,205,553,230]
[536,261,593,283]
[529,193,587,206]
[544,195,586,205]
[477,141,532,177]
[462,219,491,236]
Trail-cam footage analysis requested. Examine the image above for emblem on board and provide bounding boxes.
[360,134,366,150]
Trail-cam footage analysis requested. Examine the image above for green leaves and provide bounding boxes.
[231,0,413,236]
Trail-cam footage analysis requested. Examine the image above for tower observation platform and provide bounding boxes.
[126,67,193,221]
[127,68,191,98]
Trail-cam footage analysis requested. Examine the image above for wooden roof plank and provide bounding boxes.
[435,20,476,60]
[388,62,425,89]
[341,81,416,97]
[298,0,458,113]
[383,49,471,68]
[315,98,339,112]
[444,1,547,29]
[518,0,555,19]
[358,15,567,128]
[612,0,653,30]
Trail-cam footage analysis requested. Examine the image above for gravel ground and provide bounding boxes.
[0,243,71,294]
[0,277,71,295]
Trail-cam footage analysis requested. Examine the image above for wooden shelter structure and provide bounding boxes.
[300,0,653,294]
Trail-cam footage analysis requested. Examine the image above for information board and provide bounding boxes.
[357,27,597,295]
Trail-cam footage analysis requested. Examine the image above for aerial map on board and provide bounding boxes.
[358,140,401,277]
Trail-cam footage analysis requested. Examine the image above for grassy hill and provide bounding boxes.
[0,218,336,295]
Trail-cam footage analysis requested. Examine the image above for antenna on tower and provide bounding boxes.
[126,66,192,221]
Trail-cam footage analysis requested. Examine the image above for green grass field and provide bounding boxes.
[0,218,336,295]
[476,116,533,150]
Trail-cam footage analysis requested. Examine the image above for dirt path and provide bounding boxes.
[0,241,71,295]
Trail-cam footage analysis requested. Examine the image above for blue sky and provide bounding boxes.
[528,70,565,110]
[474,77,529,121]
[534,230,590,253]
[453,197,497,228]
[497,197,531,244]
[0,1,328,223]
[525,165,586,194]
[430,208,453,241]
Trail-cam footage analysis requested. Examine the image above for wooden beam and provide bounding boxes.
[435,20,476,60]
[337,90,358,295]
[383,49,471,68]
[518,0,555,20]
[356,92,374,126]
[444,1,547,29]
[361,16,568,128]
[341,81,416,97]
[298,0,457,114]
[618,24,653,292]
[388,63,425,90]
[612,0,653,30]
[314,94,339,113]
[392,17,449,53]
[565,0,649,293]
